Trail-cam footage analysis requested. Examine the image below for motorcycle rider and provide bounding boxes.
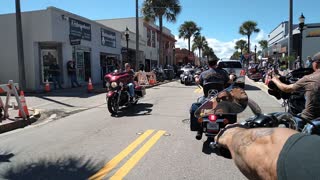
[214,125,320,180]
[193,59,231,139]
[271,51,320,121]
[124,63,135,102]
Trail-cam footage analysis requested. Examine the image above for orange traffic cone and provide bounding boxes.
[18,90,29,118]
[45,79,50,92]
[87,78,94,93]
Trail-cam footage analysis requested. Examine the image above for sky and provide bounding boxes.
[1,0,319,58]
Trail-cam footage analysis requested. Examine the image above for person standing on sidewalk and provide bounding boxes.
[305,56,313,68]
[67,60,81,88]
[49,61,63,89]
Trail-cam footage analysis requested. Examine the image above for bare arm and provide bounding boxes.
[215,127,298,180]
[272,76,296,93]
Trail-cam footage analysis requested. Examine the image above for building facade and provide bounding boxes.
[0,7,122,91]
[267,21,320,63]
[97,18,176,71]
[174,48,195,66]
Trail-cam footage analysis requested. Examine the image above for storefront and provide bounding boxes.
[0,7,122,91]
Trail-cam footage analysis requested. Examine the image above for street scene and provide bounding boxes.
[1,0,320,180]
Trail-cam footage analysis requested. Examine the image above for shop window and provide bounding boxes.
[147,29,151,46]
[40,49,59,83]
[152,31,156,47]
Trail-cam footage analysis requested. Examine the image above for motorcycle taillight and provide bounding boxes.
[240,69,246,76]
[208,114,217,122]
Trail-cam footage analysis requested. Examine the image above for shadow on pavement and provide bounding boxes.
[1,156,103,180]
[0,151,14,163]
[245,84,261,91]
[114,103,153,117]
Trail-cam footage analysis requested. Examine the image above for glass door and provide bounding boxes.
[76,50,85,82]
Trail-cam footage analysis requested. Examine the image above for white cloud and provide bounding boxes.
[174,30,268,59]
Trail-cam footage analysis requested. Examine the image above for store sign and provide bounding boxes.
[306,29,320,37]
[101,28,116,48]
[69,18,91,41]
[69,34,81,45]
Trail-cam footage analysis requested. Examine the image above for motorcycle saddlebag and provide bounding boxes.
[135,86,146,97]
[190,102,202,131]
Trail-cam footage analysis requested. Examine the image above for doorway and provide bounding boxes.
[76,50,91,82]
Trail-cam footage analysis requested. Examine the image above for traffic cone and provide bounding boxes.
[45,79,50,92]
[18,90,29,118]
[87,78,94,93]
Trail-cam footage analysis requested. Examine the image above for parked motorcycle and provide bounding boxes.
[152,68,166,82]
[105,71,146,115]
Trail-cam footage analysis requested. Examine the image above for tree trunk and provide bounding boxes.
[159,16,163,67]
[198,47,201,64]
[247,35,250,66]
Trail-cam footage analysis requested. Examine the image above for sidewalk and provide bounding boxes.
[0,80,174,134]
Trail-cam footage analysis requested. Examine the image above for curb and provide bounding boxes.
[0,109,41,134]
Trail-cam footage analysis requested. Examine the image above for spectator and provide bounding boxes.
[49,61,63,89]
[305,56,313,68]
[67,60,81,88]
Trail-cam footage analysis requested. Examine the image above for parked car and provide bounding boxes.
[217,59,246,88]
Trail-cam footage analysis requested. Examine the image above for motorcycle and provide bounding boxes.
[267,68,314,115]
[247,63,262,82]
[181,69,195,85]
[152,67,166,82]
[105,71,146,115]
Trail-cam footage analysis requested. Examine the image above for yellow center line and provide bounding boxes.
[109,130,166,180]
[89,129,155,180]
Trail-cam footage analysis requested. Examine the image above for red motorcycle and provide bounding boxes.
[105,71,146,115]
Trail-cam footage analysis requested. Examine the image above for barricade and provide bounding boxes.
[0,80,28,120]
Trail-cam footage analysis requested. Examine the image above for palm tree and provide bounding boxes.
[234,39,247,54]
[141,0,182,66]
[178,21,201,54]
[258,40,268,50]
[203,45,218,61]
[239,21,260,54]
[192,35,208,59]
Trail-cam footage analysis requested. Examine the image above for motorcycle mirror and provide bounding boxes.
[194,87,248,118]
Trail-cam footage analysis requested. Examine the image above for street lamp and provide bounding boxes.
[254,44,257,63]
[125,27,130,65]
[172,46,176,66]
[298,13,306,67]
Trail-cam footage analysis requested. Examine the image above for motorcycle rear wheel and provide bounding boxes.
[107,97,119,115]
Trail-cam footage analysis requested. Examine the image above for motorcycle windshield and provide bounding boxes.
[194,87,249,118]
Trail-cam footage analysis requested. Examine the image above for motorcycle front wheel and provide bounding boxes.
[107,97,119,115]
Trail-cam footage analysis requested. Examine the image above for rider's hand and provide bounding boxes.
[214,124,242,149]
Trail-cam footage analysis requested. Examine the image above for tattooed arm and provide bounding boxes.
[215,127,298,180]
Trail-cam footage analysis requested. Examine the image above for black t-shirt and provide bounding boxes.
[277,133,320,180]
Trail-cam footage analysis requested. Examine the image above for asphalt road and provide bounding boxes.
[0,79,284,180]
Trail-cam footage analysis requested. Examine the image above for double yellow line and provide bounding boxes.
[89,130,165,180]
[194,87,203,94]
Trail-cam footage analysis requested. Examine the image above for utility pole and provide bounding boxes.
[288,0,293,58]
[136,0,140,70]
[15,0,26,90]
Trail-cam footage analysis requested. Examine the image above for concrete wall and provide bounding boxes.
[0,10,52,90]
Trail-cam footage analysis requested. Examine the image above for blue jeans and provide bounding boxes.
[70,73,80,87]
[52,75,62,89]
[128,83,135,97]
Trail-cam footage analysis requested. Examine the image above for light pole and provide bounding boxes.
[298,13,306,67]
[125,27,129,66]
[254,45,257,63]
[172,46,176,66]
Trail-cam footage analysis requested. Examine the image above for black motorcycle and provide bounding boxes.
[267,68,314,115]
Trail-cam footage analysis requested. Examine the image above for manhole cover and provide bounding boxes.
[182,118,190,124]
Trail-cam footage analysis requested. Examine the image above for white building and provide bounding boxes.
[97,17,176,72]
[0,7,122,91]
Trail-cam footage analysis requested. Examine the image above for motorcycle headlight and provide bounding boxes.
[111,82,118,88]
